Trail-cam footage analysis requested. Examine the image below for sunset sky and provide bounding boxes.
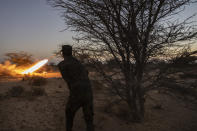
[0,0,197,62]
[0,0,74,62]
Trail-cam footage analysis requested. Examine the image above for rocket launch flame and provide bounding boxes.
[21,59,48,74]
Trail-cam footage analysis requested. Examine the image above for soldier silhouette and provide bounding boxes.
[58,45,94,131]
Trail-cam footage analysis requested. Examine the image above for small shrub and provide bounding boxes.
[22,75,32,81]
[91,80,103,91]
[102,99,132,121]
[58,85,62,88]
[152,104,163,110]
[31,86,45,96]
[180,73,197,79]
[115,104,132,122]
[8,86,24,97]
[21,87,46,101]
[0,94,5,100]
[29,76,47,86]
[191,80,197,88]
[22,90,35,101]
[102,103,112,114]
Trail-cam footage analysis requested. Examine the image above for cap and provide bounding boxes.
[61,45,72,56]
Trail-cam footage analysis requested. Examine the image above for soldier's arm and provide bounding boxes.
[58,62,72,87]
[58,62,64,78]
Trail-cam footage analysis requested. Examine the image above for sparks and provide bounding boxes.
[21,59,48,74]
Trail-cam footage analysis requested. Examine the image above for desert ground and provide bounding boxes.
[0,71,197,131]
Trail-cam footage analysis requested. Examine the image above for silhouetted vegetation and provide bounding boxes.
[49,0,197,122]
[4,85,46,101]
[91,80,103,91]
[31,86,46,96]
[28,76,47,86]
[8,86,24,97]
[5,52,33,66]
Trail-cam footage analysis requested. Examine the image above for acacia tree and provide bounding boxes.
[5,52,33,66]
[49,0,197,121]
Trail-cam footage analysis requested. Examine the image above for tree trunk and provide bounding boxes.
[126,81,145,122]
[124,65,145,122]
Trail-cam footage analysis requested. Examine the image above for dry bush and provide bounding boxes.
[101,99,132,122]
[22,75,32,81]
[8,86,24,97]
[31,86,46,96]
[28,76,47,86]
[191,80,197,88]
[179,72,197,79]
[0,93,6,101]
[20,87,46,101]
[115,105,132,122]
[152,104,163,110]
[159,79,197,100]
[5,52,33,66]
[4,85,46,101]
[21,90,35,101]
[91,80,103,91]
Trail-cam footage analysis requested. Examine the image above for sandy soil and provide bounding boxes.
[0,77,197,131]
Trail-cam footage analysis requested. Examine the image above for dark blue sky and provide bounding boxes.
[0,0,197,61]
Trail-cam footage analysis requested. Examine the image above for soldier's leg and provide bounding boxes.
[82,100,94,131]
[66,98,81,131]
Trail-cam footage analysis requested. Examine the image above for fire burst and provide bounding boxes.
[22,59,48,74]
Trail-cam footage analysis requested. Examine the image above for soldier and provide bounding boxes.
[58,45,94,131]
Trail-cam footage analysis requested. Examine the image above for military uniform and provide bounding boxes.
[58,56,94,131]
